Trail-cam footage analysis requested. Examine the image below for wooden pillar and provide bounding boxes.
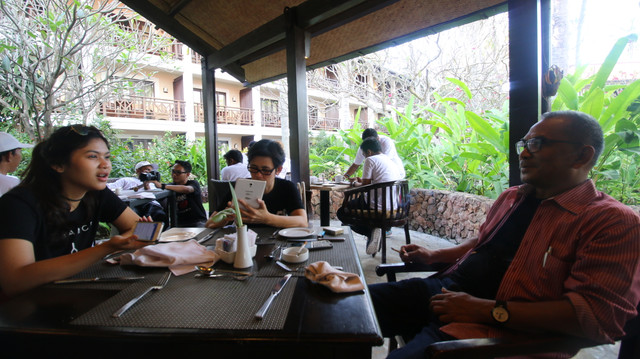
[285,7,310,188]
[508,0,544,186]
[202,59,220,212]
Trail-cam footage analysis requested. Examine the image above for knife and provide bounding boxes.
[54,276,144,284]
[255,274,292,319]
[197,228,220,244]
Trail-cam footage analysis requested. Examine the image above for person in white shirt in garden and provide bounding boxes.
[0,132,33,197]
[343,128,405,180]
[220,149,250,181]
[337,136,403,255]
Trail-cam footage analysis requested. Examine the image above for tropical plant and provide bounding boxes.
[552,34,640,204]
[0,0,172,140]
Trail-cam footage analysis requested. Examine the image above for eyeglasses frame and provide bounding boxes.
[247,165,276,176]
[515,136,584,155]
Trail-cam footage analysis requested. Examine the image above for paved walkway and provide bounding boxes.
[309,220,620,359]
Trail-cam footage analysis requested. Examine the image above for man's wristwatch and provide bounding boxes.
[161,183,166,190]
[491,300,510,324]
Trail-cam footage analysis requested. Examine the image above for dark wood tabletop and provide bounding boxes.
[0,226,383,359]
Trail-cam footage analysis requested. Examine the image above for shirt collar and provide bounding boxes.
[517,180,597,215]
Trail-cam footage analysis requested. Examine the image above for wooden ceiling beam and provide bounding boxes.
[207,0,399,70]
[119,0,216,55]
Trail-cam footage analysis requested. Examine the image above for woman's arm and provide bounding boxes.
[0,207,149,297]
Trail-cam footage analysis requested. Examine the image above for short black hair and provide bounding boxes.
[360,136,382,153]
[247,139,285,168]
[224,149,243,163]
[174,160,192,173]
[362,128,378,140]
[541,110,604,165]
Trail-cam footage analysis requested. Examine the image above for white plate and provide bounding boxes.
[158,231,198,242]
[278,227,316,239]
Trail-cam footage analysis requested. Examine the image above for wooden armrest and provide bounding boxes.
[375,262,448,282]
[427,335,599,359]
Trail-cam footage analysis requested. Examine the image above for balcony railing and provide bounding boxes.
[262,110,282,128]
[98,96,185,121]
[194,104,254,125]
[310,116,340,131]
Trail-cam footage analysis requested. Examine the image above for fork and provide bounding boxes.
[112,271,171,318]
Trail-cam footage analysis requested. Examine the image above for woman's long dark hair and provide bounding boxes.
[20,125,109,241]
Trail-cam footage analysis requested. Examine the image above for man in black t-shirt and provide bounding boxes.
[150,160,207,227]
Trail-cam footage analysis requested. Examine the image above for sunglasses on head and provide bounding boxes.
[68,124,91,136]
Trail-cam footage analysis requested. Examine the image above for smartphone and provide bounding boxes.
[133,221,164,242]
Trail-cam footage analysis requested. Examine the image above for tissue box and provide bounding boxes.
[216,246,257,264]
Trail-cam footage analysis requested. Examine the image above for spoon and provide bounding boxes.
[297,241,307,255]
[194,265,251,276]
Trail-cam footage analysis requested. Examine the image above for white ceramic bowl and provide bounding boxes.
[281,247,309,263]
[216,245,257,264]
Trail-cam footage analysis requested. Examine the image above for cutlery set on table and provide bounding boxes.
[55,226,343,320]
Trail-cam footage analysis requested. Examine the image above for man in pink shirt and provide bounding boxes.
[370,110,640,359]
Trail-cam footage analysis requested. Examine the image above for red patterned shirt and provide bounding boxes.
[440,180,640,350]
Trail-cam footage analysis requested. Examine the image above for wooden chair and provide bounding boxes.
[297,181,309,219]
[375,262,640,359]
[338,180,411,263]
[209,180,234,214]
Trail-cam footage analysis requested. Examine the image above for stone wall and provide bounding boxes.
[309,188,494,244]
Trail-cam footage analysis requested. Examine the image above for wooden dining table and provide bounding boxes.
[0,226,383,358]
[310,182,351,226]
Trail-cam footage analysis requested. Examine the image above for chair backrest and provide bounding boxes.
[297,181,307,215]
[341,180,410,227]
[209,180,234,213]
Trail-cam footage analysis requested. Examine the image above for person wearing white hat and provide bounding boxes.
[0,132,34,197]
[108,160,159,192]
[107,160,166,223]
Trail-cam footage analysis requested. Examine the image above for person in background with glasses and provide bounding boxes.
[149,160,207,228]
[369,111,640,359]
[206,139,307,229]
[0,125,152,297]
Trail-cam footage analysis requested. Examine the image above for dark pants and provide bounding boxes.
[336,196,373,238]
[369,277,458,359]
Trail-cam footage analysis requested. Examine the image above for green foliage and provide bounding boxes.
[98,121,212,187]
[308,37,639,204]
[552,35,640,204]
[310,80,509,198]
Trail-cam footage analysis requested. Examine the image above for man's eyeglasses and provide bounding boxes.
[516,136,583,155]
[172,170,187,175]
[247,165,275,176]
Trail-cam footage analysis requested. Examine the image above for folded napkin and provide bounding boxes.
[304,261,364,293]
[118,239,219,276]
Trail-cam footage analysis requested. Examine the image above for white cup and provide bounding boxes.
[335,174,344,183]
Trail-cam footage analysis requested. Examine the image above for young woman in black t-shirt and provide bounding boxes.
[0,125,151,297]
